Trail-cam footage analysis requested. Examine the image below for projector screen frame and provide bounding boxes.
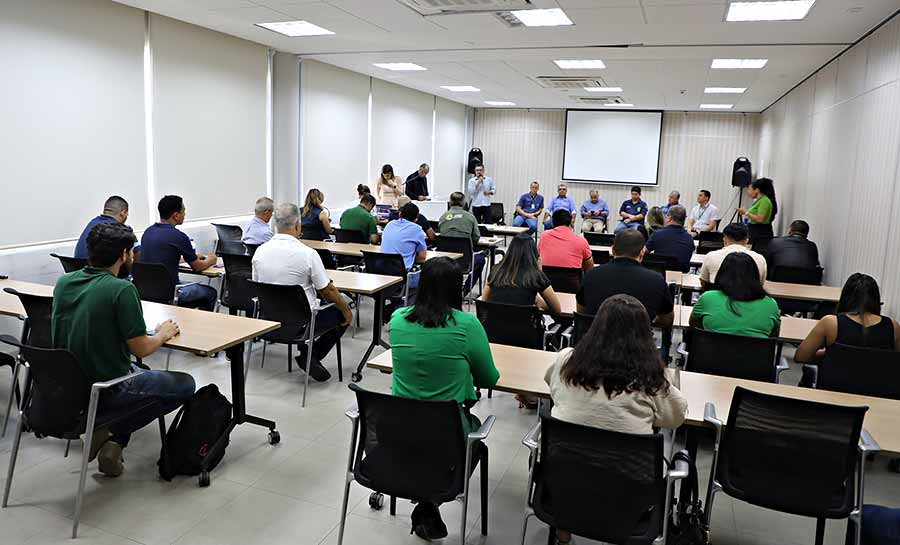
[561,108,664,187]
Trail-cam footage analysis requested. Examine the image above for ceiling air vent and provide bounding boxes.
[534,76,604,89]
[573,96,627,105]
[398,0,533,16]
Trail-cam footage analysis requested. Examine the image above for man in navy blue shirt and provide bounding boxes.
[646,205,694,273]
[74,196,129,259]
[512,181,544,234]
[140,195,219,311]
[614,186,648,234]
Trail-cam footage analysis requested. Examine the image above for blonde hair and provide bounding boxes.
[302,189,324,216]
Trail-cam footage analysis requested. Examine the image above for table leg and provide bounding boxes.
[352,291,391,383]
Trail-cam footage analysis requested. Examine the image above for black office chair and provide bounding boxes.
[570,311,595,347]
[583,232,615,247]
[475,300,547,350]
[591,249,611,265]
[489,202,505,225]
[682,328,787,383]
[434,237,484,297]
[361,251,418,311]
[641,258,667,279]
[248,280,343,407]
[703,387,875,545]
[131,262,179,305]
[215,239,250,257]
[0,335,168,539]
[219,254,255,317]
[521,413,688,545]
[645,254,682,272]
[211,223,243,242]
[336,384,494,545]
[817,343,900,398]
[333,228,367,244]
[542,266,582,294]
[315,248,337,270]
[50,253,87,273]
[770,265,825,316]
[696,231,724,254]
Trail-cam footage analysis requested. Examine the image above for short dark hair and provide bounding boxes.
[630,186,642,195]
[790,220,810,237]
[158,195,184,219]
[400,202,419,222]
[450,192,465,206]
[103,195,129,215]
[551,208,572,228]
[700,190,711,199]
[360,194,376,207]
[405,257,463,328]
[667,205,686,225]
[474,162,484,170]
[722,222,749,242]
[612,229,645,258]
[86,222,137,268]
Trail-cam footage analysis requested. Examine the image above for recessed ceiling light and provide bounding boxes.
[584,87,623,93]
[510,8,574,27]
[441,85,480,92]
[700,104,735,109]
[726,0,816,22]
[704,87,747,94]
[605,103,634,107]
[372,63,427,71]
[485,101,516,106]
[554,59,605,70]
[255,21,334,37]
[711,58,768,69]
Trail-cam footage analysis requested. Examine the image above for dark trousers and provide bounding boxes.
[177,283,218,312]
[302,306,347,361]
[472,206,492,224]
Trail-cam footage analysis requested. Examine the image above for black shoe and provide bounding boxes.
[294,356,332,382]
[410,502,448,541]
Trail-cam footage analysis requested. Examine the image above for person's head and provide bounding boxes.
[102,196,129,223]
[302,190,323,217]
[749,177,778,218]
[404,257,463,328]
[274,203,301,236]
[611,229,646,261]
[86,222,137,271]
[646,206,665,229]
[589,189,599,203]
[666,205,686,227]
[551,209,573,229]
[418,163,430,176]
[381,164,394,180]
[715,253,766,305]
[359,194,376,211]
[449,191,465,207]
[788,219,810,238]
[560,294,667,399]
[474,163,485,177]
[158,195,185,224]
[837,273,882,316]
[697,190,711,205]
[529,181,539,195]
[722,222,749,245]
[400,202,419,222]
[488,233,542,288]
[630,186,642,201]
[254,196,275,222]
[397,195,411,209]
[557,183,568,197]
[668,191,680,206]
[357,184,371,198]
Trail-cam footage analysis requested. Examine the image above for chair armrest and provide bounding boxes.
[313,301,336,314]
[860,430,880,454]
[336,265,356,271]
[676,342,688,358]
[775,356,790,383]
[467,414,496,444]
[522,421,541,452]
[345,403,359,421]
[704,402,722,430]
[667,450,690,481]
[92,370,145,392]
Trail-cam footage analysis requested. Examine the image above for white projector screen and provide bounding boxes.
[562,110,662,186]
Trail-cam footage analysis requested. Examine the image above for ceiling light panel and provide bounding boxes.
[726,1,816,22]
[604,103,634,107]
[584,87,623,93]
[485,101,516,106]
[441,86,481,92]
[554,59,605,70]
[255,21,334,37]
[704,87,747,93]
[372,63,427,71]
[510,8,574,27]
[700,104,734,109]
[711,58,768,69]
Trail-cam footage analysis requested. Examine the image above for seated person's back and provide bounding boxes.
[766,219,820,273]
[438,191,480,246]
[537,209,593,271]
[645,205,694,273]
[380,202,427,271]
[339,194,380,244]
[699,222,766,287]
[482,233,561,314]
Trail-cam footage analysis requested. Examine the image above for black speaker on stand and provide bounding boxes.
[729,157,752,224]
[467,148,483,175]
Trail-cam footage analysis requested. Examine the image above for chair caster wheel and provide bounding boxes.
[268,430,281,445]
[369,492,384,510]
[475,389,482,400]
[199,471,210,487]
[351,372,362,383]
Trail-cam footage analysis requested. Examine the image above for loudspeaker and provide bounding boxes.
[467,147,484,175]
[732,157,752,187]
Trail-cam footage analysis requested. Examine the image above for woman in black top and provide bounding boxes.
[482,233,561,314]
[299,189,333,241]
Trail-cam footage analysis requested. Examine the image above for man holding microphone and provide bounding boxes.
[466,163,495,224]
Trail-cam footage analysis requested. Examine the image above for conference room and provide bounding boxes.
[2,1,900,544]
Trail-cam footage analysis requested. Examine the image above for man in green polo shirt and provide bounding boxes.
[339,194,380,244]
[52,222,194,477]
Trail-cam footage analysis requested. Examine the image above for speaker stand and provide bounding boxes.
[729,187,745,225]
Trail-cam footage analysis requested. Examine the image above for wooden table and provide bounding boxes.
[301,240,461,261]
[672,305,816,343]
[668,273,842,303]
[590,246,706,267]
[479,224,529,237]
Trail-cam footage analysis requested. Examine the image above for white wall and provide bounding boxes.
[758,14,900,315]
[272,52,301,206]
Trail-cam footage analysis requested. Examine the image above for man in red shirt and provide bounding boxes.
[538,209,594,271]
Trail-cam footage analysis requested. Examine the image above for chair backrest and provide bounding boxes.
[216,239,250,257]
[361,251,408,299]
[220,253,255,314]
[818,343,900,399]
[315,248,337,270]
[349,383,467,503]
[0,335,92,438]
[641,258,667,279]
[131,262,176,305]
[478,225,490,237]
[751,238,770,255]
[3,288,54,348]
[533,414,665,543]
[542,266,582,294]
[50,253,87,273]
[244,243,260,256]
[645,254,681,272]
[429,220,441,234]
[572,311,595,346]
[474,299,544,349]
[584,232,615,246]
[247,280,313,343]
[211,223,243,241]
[717,387,867,518]
[434,236,473,270]
[686,328,778,382]
[770,265,824,285]
[696,232,724,255]
[334,228,366,244]
[489,202,505,225]
[591,249,611,265]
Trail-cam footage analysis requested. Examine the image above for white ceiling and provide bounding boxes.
[113,0,899,112]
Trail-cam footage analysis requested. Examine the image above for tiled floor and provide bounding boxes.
[0,300,899,545]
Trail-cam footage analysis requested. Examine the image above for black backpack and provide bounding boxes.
[158,384,232,481]
[668,451,710,545]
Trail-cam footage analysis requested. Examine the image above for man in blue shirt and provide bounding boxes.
[242,196,274,245]
[512,181,544,234]
[466,164,495,224]
[74,196,129,259]
[580,189,609,233]
[646,205,694,273]
[660,191,681,217]
[381,203,428,289]
[140,195,219,311]
[543,183,576,231]
[614,186,649,234]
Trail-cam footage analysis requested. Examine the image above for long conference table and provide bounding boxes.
[367,343,900,455]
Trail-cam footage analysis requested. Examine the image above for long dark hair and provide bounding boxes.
[715,252,767,315]
[487,233,546,289]
[837,273,881,316]
[560,294,668,398]
[357,184,371,197]
[404,257,463,328]
[751,177,778,219]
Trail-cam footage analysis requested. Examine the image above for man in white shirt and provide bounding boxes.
[243,197,274,245]
[252,203,352,381]
[466,163,495,224]
[698,223,767,289]
[687,190,720,237]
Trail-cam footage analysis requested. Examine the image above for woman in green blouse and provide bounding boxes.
[737,177,778,249]
[389,257,500,540]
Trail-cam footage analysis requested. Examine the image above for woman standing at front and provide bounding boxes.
[376,164,404,209]
[737,177,777,252]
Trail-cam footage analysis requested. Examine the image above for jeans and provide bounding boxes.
[463,253,487,292]
[177,283,218,311]
[471,206,492,225]
[98,367,196,447]
[512,215,538,234]
[614,221,641,234]
[543,218,554,231]
[303,306,348,362]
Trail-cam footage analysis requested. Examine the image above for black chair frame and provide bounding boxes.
[50,253,87,273]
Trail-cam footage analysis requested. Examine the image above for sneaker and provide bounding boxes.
[88,427,112,462]
[97,441,125,478]
[294,356,332,382]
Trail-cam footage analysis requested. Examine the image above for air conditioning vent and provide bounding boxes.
[534,76,604,89]
[398,0,532,16]
[573,96,627,105]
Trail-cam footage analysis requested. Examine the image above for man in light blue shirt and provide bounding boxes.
[466,163,495,224]
[512,181,544,234]
[543,183,576,230]
[242,196,274,246]
[580,189,609,233]
[381,203,428,289]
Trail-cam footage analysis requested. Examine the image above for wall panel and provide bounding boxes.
[433,97,467,199]
[371,79,435,188]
